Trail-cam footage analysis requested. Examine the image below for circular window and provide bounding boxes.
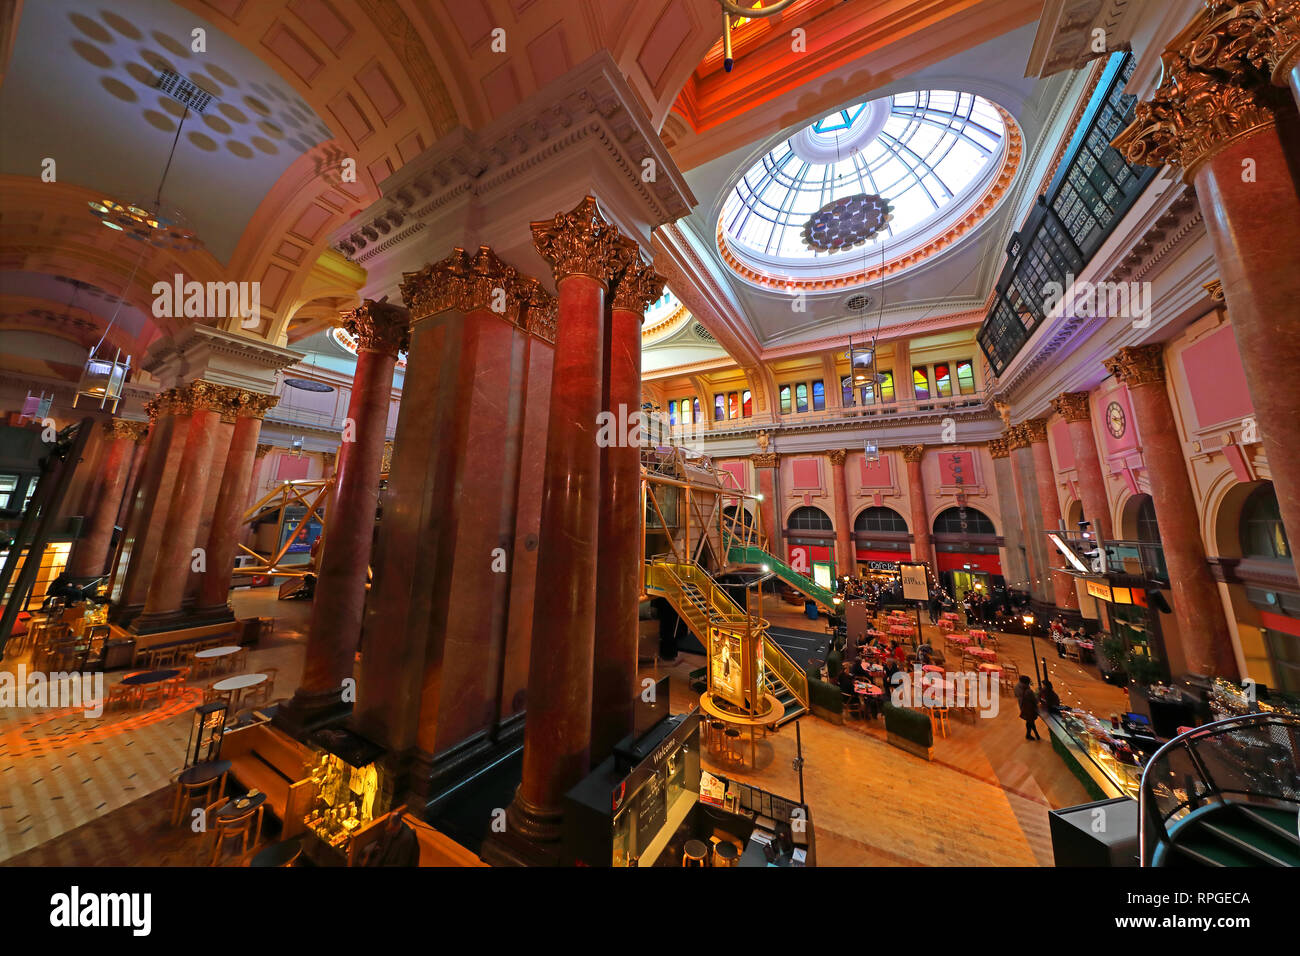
[718,90,1020,291]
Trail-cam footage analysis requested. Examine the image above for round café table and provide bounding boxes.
[947,634,971,646]
[969,629,989,644]
[969,647,997,663]
[216,789,267,822]
[195,645,241,660]
[922,664,945,675]
[212,673,267,710]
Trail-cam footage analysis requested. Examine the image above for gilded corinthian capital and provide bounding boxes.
[1004,427,1029,451]
[343,298,410,357]
[987,437,1009,459]
[827,449,848,466]
[902,444,925,463]
[1112,2,1295,181]
[610,247,666,316]
[1020,418,1050,443]
[531,195,635,286]
[1104,344,1167,388]
[237,391,279,420]
[169,380,244,416]
[400,245,540,325]
[104,418,149,442]
[1051,391,1092,423]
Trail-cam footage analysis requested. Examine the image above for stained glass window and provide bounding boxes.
[956,359,976,394]
[812,380,825,411]
[742,390,752,417]
[913,367,930,401]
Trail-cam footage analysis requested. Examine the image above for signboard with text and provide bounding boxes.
[899,563,928,602]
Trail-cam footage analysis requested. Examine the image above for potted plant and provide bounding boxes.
[1098,635,1127,685]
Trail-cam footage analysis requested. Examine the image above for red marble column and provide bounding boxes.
[1022,418,1079,611]
[509,197,633,843]
[136,382,232,628]
[113,401,184,617]
[1052,393,1114,540]
[829,448,854,577]
[113,434,149,535]
[1104,346,1238,677]
[753,455,778,549]
[1115,10,1300,561]
[69,419,146,578]
[902,445,932,571]
[279,301,408,732]
[591,253,664,764]
[1006,430,1046,602]
[196,394,277,615]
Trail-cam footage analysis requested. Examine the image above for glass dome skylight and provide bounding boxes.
[719,90,1011,286]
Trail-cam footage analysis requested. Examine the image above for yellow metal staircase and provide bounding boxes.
[645,558,808,725]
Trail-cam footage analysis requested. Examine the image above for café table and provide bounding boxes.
[216,789,268,822]
[922,664,945,675]
[938,620,955,633]
[941,612,960,622]
[194,644,242,677]
[120,668,182,709]
[969,647,997,663]
[889,625,914,637]
[212,673,268,710]
[969,629,988,644]
[978,663,1002,674]
[947,635,971,646]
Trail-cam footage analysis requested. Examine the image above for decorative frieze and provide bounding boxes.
[1103,343,1167,388]
[1051,391,1092,423]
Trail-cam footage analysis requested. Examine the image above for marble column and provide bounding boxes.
[1052,392,1114,540]
[752,452,779,550]
[1115,5,1300,562]
[196,393,278,616]
[902,445,932,570]
[592,252,664,764]
[136,382,236,629]
[829,449,854,577]
[113,430,149,536]
[508,196,634,844]
[1022,418,1079,611]
[1006,426,1049,604]
[279,300,408,733]
[69,419,147,578]
[987,437,1028,589]
[1104,346,1238,677]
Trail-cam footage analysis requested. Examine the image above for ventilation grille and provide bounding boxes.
[845,294,872,313]
[693,323,715,342]
[156,70,215,113]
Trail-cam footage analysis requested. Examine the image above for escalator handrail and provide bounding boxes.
[1138,711,1300,866]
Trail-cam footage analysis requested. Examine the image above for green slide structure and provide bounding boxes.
[727,542,839,612]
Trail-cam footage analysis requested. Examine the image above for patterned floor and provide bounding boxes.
[0,590,311,864]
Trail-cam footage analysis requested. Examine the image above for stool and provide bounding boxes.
[930,706,950,739]
[708,720,726,755]
[724,728,742,766]
[251,837,302,868]
[713,841,739,867]
[682,839,708,867]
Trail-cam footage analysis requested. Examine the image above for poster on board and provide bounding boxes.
[899,563,929,602]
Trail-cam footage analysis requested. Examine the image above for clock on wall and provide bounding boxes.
[1106,401,1127,438]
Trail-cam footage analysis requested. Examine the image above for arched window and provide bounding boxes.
[1240,484,1290,560]
[723,505,755,528]
[854,506,908,533]
[788,506,833,531]
[1136,496,1161,544]
[933,506,995,536]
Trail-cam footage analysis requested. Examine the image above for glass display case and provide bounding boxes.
[303,731,392,858]
[1054,708,1149,798]
[183,701,227,769]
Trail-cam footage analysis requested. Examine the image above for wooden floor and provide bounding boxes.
[0,588,311,863]
[655,616,1124,867]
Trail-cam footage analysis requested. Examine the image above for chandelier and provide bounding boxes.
[716,0,799,72]
[802,193,893,252]
[87,198,198,251]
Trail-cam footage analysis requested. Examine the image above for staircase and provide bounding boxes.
[646,558,807,726]
[1142,713,1300,867]
[726,542,839,612]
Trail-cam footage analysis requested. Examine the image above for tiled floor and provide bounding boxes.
[0,589,311,863]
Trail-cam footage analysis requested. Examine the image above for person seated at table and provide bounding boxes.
[892,641,908,664]
[837,662,856,697]
[1039,680,1061,714]
[851,655,871,679]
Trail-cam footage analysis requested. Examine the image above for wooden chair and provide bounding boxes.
[202,681,225,705]
[135,682,166,710]
[842,693,864,721]
[208,803,265,866]
[106,682,138,711]
[171,766,229,827]
[928,705,950,739]
[1000,661,1021,696]
[1064,641,1081,663]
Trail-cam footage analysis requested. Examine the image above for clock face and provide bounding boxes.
[1106,401,1126,438]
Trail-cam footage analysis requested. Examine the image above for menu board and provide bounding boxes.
[634,770,667,850]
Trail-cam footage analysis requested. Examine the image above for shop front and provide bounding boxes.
[854,547,908,584]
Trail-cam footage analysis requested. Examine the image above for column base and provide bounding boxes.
[185,603,238,626]
[480,787,565,867]
[130,608,195,635]
[273,687,353,741]
[110,602,143,626]
[502,785,564,844]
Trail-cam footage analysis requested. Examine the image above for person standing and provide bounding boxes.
[1017,675,1041,741]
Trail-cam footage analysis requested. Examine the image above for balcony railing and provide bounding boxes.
[978,51,1158,377]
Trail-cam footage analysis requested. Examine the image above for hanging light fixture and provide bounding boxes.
[864,439,879,463]
[716,0,800,72]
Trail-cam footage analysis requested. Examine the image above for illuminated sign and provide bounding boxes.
[1086,580,1113,602]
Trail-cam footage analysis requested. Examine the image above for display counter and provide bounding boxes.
[1047,708,1157,799]
[300,727,392,866]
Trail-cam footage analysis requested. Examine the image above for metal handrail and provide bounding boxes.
[1138,712,1300,866]
[762,632,809,706]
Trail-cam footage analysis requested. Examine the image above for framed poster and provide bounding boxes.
[899,563,929,602]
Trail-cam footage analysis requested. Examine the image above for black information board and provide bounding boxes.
[634,770,667,850]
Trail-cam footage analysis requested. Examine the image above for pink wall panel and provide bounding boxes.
[791,458,820,489]
[859,455,891,488]
[1182,326,1254,427]
[1050,419,1075,471]
[717,460,747,492]
[937,450,976,486]
[275,454,311,481]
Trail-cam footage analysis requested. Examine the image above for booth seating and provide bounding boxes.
[346,808,487,867]
[221,723,315,837]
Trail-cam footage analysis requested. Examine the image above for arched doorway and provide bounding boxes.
[1235,484,1298,692]
[785,505,835,580]
[931,506,1002,601]
[852,506,910,583]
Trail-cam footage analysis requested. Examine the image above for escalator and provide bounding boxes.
[726,542,839,613]
[646,558,807,726]
[1142,713,1300,867]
